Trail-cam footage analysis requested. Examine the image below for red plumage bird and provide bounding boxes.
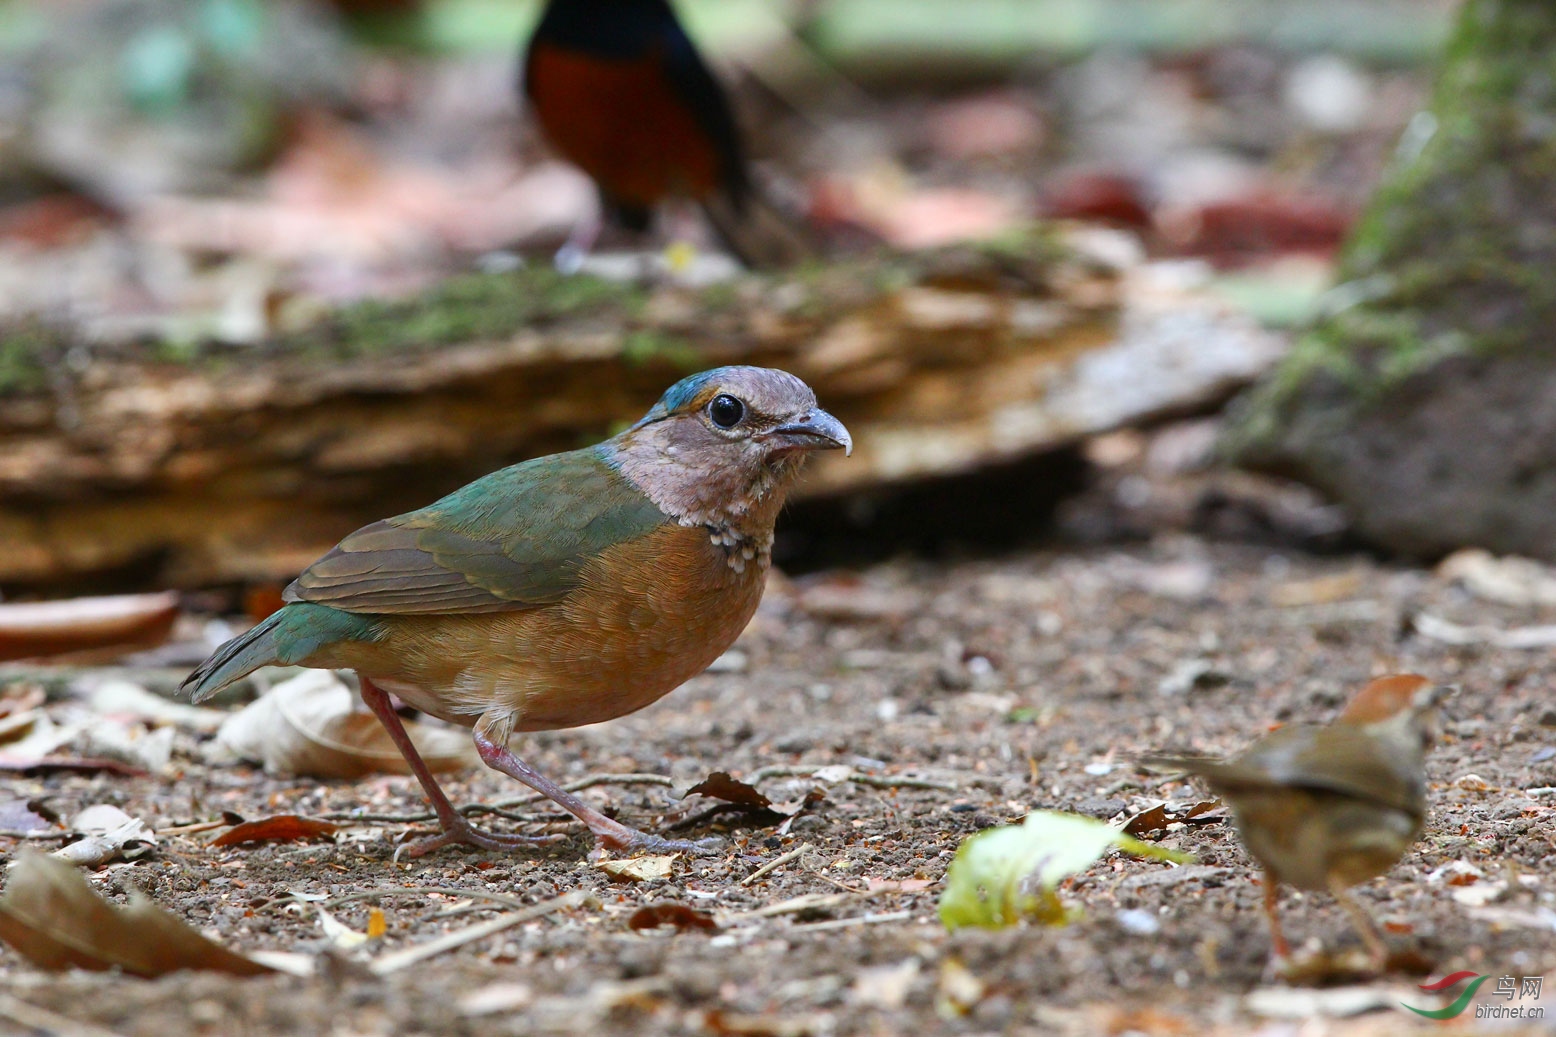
[522,0,807,268]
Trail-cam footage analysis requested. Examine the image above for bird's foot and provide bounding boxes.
[393,817,564,861]
[553,242,587,275]
[586,820,723,860]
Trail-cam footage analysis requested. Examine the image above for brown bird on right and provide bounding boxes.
[1146,674,1447,971]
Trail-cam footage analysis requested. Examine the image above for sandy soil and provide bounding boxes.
[2,458,1555,1037]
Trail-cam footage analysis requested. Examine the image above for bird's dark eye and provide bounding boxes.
[708,394,745,429]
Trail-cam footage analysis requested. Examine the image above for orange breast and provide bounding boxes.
[329,523,765,732]
[527,46,727,208]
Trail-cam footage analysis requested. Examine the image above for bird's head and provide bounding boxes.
[1337,673,1450,753]
[610,366,850,534]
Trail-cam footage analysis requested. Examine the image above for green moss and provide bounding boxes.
[1227,0,1556,461]
[0,234,1079,401]
[289,267,644,359]
[0,326,62,396]
[620,330,706,371]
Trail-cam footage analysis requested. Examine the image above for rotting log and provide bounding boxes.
[0,235,1280,589]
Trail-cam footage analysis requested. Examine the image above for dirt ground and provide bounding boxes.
[3,443,1555,1037]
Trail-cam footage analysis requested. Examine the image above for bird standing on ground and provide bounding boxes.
[185,366,850,857]
[1146,674,1446,970]
[522,0,808,269]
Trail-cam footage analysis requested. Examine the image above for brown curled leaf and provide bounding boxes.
[0,851,274,977]
[627,902,718,932]
[209,815,340,847]
[683,773,772,811]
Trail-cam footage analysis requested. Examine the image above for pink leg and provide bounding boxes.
[359,676,561,857]
[473,731,721,857]
[554,212,601,274]
[1262,871,1291,961]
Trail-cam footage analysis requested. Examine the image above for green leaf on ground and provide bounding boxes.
[938,810,1193,930]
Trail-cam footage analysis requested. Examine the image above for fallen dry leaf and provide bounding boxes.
[209,815,340,848]
[0,798,56,834]
[0,756,147,778]
[684,773,772,811]
[0,851,274,977]
[683,773,824,820]
[87,680,227,733]
[317,905,368,949]
[0,593,180,663]
[1438,548,1556,607]
[934,957,986,1018]
[596,855,677,884]
[0,685,45,721]
[852,958,921,1010]
[627,902,718,932]
[209,670,477,779]
[1121,800,1222,837]
[52,805,157,867]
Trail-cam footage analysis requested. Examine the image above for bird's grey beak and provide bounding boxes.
[770,407,852,456]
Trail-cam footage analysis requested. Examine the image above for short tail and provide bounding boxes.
[181,603,378,703]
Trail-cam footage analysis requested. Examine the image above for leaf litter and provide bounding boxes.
[0,852,274,977]
[4,517,1556,1033]
[207,669,477,778]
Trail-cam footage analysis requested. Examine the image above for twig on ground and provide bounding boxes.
[369,891,589,976]
[790,910,915,932]
[1412,612,1556,648]
[746,764,958,792]
[317,773,676,826]
[741,842,813,886]
[0,829,72,840]
[327,886,531,912]
[158,819,233,836]
[0,993,129,1037]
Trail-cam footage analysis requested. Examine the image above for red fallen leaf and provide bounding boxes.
[0,193,111,249]
[1041,171,1153,229]
[1167,193,1350,266]
[0,757,148,778]
[684,773,772,812]
[627,902,718,932]
[209,815,340,847]
[0,592,180,663]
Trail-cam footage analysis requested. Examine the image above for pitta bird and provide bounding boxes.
[185,366,850,857]
[522,0,809,269]
[1146,674,1445,969]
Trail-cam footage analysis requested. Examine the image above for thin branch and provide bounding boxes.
[0,994,129,1037]
[326,886,532,912]
[368,891,589,976]
[789,910,914,933]
[741,842,813,886]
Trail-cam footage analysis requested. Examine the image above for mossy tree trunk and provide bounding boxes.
[1225,0,1556,560]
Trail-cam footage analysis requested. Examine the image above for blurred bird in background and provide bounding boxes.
[522,0,813,270]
